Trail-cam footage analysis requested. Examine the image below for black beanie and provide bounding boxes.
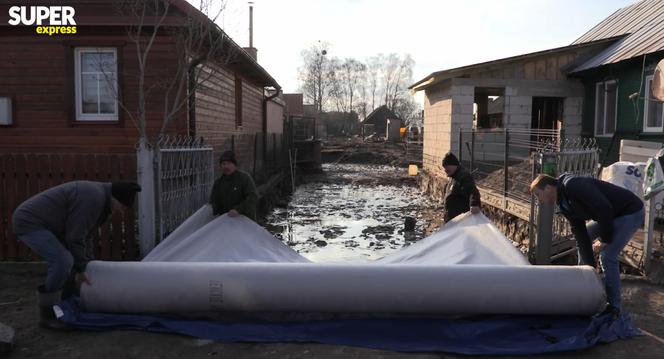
[111,182,141,208]
[442,152,460,167]
[219,150,237,165]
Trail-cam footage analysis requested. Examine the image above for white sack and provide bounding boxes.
[601,161,647,200]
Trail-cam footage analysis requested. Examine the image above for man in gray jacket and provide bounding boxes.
[12,181,141,329]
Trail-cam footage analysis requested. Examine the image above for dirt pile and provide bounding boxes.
[478,159,533,198]
[321,137,411,167]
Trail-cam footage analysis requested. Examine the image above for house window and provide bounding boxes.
[235,76,243,128]
[74,48,118,121]
[473,87,504,129]
[594,80,617,136]
[644,75,664,132]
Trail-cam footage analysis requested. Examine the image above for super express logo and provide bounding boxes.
[7,6,77,35]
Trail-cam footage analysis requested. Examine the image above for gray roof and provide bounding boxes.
[570,0,664,73]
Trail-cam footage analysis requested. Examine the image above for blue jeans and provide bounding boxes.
[18,230,74,293]
[584,208,645,310]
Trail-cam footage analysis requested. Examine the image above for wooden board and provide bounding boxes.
[620,139,663,163]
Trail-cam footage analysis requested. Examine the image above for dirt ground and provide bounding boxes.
[2,263,664,359]
[321,137,412,167]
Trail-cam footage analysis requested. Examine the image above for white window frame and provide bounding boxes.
[594,80,618,137]
[644,75,664,133]
[74,47,118,122]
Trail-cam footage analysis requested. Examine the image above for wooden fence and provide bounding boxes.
[0,153,138,261]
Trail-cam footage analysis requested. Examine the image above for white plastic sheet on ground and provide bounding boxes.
[81,206,606,315]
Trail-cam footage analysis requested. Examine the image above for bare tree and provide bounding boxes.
[366,55,381,110]
[94,0,239,139]
[297,44,419,122]
[328,57,366,114]
[298,41,331,113]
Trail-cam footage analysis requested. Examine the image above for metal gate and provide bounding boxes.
[155,136,215,242]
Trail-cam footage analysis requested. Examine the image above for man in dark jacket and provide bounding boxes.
[442,152,481,222]
[530,174,644,314]
[13,181,141,329]
[209,151,259,221]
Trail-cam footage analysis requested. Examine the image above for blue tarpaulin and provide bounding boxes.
[56,297,641,355]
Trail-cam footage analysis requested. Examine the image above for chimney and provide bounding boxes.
[243,2,257,61]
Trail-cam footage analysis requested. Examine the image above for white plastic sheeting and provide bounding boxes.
[143,206,309,263]
[81,207,606,315]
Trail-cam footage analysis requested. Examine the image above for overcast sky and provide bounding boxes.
[207,0,636,96]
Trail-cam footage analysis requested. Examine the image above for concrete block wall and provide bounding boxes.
[504,93,532,129]
[450,86,475,155]
[423,84,453,173]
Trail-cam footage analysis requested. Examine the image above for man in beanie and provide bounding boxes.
[209,150,258,221]
[12,180,141,329]
[530,174,644,315]
[442,152,481,222]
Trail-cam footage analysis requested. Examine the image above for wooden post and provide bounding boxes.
[528,152,537,263]
[643,199,656,274]
[535,202,554,265]
[534,152,556,264]
[253,133,258,178]
[504,130,510,197]
[470,129,475,173]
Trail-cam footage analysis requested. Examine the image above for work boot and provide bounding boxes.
[37,285,70,331]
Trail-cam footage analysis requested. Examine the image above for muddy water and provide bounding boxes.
[264,164,440,262]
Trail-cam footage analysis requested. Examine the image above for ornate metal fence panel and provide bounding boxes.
[539,138,600,260]
[155,136,215,242]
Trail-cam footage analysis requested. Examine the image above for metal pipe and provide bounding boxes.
[249,3,253,48]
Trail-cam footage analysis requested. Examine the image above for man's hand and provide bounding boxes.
[75,272,92,287]
[470,206,481,214]
[592,240,605,254]
[228,209,239,217]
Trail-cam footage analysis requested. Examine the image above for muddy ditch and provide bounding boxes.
[262,163,441,262]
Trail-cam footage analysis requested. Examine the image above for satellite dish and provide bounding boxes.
[653,59,664,101]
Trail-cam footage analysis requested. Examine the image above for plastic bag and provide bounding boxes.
[601,161,647,200]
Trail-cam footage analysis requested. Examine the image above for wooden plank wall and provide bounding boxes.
[0,153,138,261]
[0,31,188,154]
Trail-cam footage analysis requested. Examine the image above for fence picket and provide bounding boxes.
[0,155,7,259]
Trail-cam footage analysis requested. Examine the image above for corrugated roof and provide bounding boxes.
[569,0,664,73]
[572,0,664,44]
[570,12,664,72]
